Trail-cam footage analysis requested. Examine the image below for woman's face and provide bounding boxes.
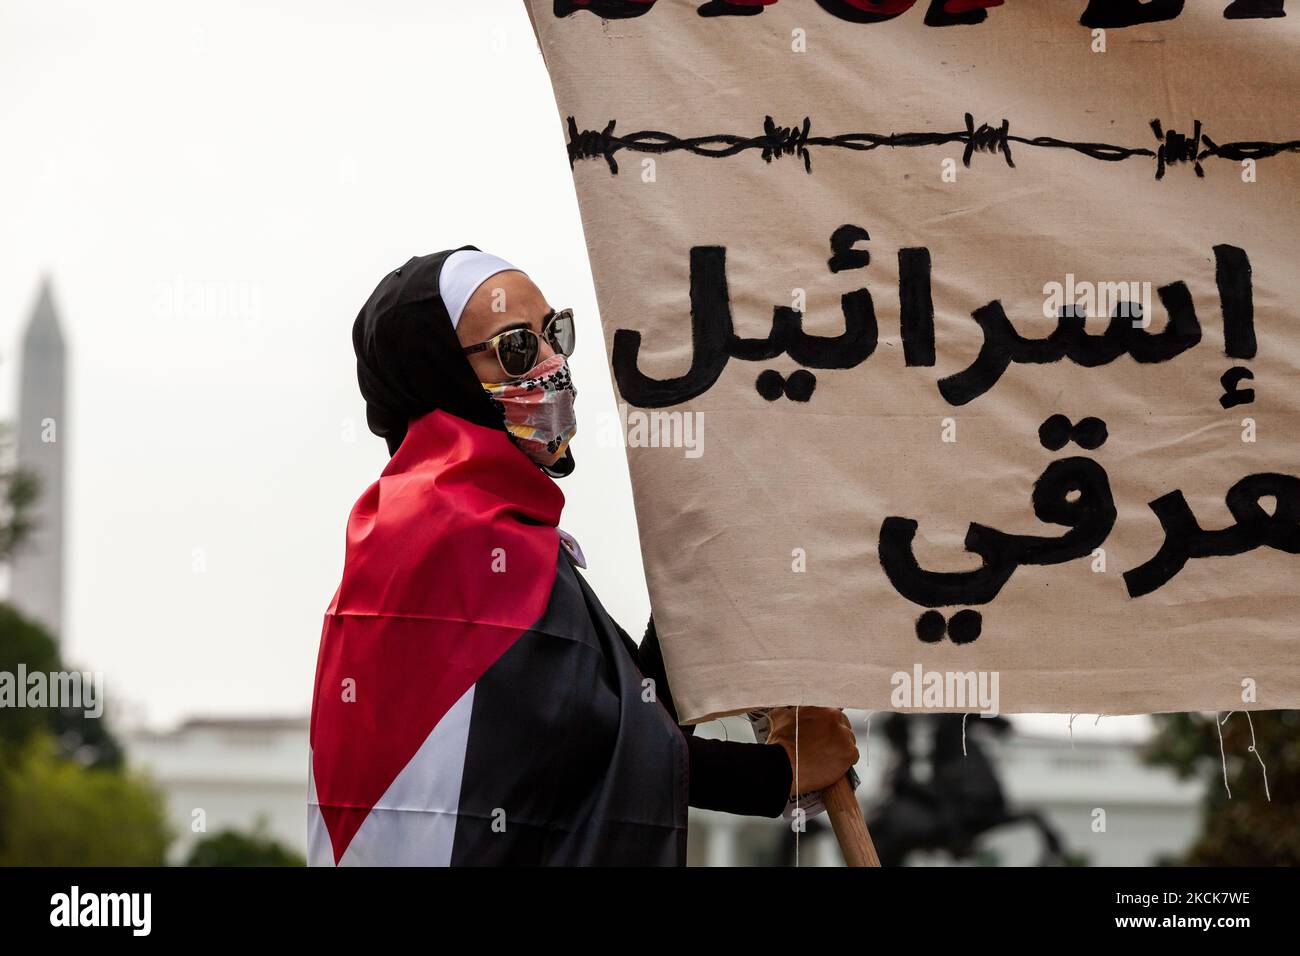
[455,270,557,384]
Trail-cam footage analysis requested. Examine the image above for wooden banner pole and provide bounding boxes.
[822,776,881,867]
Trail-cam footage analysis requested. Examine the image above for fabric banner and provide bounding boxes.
[524,0,1300,723]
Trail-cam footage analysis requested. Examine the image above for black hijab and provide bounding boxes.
[352,246,575,476]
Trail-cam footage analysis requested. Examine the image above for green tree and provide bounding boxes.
[0,420,167,864]
[0,604,60,763]
[1145,711,1300,865]
[184,822,305,867]
[0,604,122,770]
[0,423,37,564]
[0,734,170,866]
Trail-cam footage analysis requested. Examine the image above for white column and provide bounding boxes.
[705,818,739,867]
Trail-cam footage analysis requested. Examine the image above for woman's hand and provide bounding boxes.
[766,706,860,798]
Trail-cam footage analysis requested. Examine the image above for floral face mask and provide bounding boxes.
[482,353,578,466]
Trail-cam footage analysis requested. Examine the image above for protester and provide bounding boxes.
[308,246,858,866]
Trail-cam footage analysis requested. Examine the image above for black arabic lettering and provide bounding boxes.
[1123,474,1300,597]
[938,282,1203,406]
[556,0,1288,28]
[611,234,1256,410]
[879,455,1117,608]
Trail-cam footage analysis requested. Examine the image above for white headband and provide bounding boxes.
[439,250,526,329]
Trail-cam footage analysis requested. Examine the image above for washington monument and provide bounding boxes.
[11,278,66,640]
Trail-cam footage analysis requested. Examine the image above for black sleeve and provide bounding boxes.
[635,617,793,818]
[686,735,793,818]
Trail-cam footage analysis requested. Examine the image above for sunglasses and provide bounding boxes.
[462,308,576,379]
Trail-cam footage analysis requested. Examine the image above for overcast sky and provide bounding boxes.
[0,0,1146,741]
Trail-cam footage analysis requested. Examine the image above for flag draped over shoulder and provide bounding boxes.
[308,409,687,866]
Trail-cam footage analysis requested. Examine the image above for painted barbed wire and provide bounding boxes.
[565,114,1300,180]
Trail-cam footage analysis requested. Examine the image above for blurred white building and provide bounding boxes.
[688,715,1204,867]
[124,716,308,864]
[126,712,1205,866]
